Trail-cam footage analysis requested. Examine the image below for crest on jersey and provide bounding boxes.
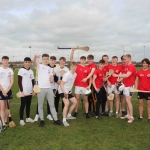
[147,74,150,77]
[139,74,144,77]
[116,70,119,73]
[84,70,87,73]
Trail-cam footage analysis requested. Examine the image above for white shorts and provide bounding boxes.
[107,85,120,95]
[123,85,134,96]
[75,86,86,95]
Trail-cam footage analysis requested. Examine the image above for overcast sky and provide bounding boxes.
[0,0,149,62]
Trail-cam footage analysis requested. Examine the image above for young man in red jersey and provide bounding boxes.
[82,54,97,116]
[135,58,150,122]
[102,55,111,116]
[113,54,136,123]
[106,56,122,118]
[70,49,91,119]
[93,59,106,120]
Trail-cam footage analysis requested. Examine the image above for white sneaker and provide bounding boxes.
[120,115,129,119]
[20,120,25,126]
[66,115,76,120]
[34,114,39,122]
[26,118,34,123]
[128,117,134,123]
[47,114,53,120]
[63,121,70,127]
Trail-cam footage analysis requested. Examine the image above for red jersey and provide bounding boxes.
[103,64,111,74]
[87,63,97,71]
[123,63,136,87]
[107,65,122,84]
[94,68,106,88]
[136,69,150,91]
[74,64,90,87]
[119,64,125,73]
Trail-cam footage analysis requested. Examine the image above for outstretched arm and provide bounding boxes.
[70,48,76,62]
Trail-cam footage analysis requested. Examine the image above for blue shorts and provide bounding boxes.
[0,90,13,100]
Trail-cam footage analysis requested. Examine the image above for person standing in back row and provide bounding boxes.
[18,57,35,126]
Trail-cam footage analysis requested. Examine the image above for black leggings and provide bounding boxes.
[95,87,107,116]
[88,85,96,112]
[54,91,64,113]
[20,95,32,120]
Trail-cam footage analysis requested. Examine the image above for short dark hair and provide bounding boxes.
[87,54,94,59]
[141,58,150,65]
[59,57,66,61]
[24,57,31,62]
[121,55,125,60]
[2,56,9,60]
[102,55,108,59]
[50,56,56,60]
[80,56,86,60]
[112,56,118,59]
[98,59,105,64]
[42,54,49,58]
[70,62,77,66]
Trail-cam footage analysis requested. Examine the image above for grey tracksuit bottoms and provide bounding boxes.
[37,88,57,120]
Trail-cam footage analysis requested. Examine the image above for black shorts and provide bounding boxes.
[138,92,150,100]
[0,90,13,100]
[120,91,123,95]
[60,93,74,99]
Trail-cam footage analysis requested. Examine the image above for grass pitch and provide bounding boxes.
[0,68,150,150]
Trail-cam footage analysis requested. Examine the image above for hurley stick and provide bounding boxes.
[58,46,89,52]
[129,88,150,93]
[33,58,41,94]
[6,99,16,127]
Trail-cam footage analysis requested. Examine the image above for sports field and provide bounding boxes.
[0,67,150,150]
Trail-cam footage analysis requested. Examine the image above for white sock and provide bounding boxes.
[116,112,118,114]
[63,118,66,122]
[110,111,113,113]
[67,113,71,117]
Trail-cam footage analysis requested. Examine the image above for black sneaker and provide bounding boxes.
[90,112,96,117]
[122,111,127,116]
[73,112,78,117]
[148,119,150,123]
[39,120,45,127]
[86,113,90,119]
[95,116,102,120]
[2,125,6,132]
[137,117,142,121]
[54,120,63,126]
[102,111,109,116]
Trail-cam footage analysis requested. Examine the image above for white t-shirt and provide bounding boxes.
[59,71,77,94]
[38,64,53,88]
[18,68,34,95]
[56,66,69,90]
[0,67,14,90]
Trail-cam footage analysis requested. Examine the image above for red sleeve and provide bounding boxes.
[128,64,135,73]
[136,71,139,77]
[93,63,97,69]
[94,69,98,75]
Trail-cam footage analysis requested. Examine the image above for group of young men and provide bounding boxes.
[0,49,150,131]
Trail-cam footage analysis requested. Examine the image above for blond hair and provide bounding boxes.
[125,54,131,59]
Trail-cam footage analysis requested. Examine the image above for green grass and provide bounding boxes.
[0,67,150,150]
